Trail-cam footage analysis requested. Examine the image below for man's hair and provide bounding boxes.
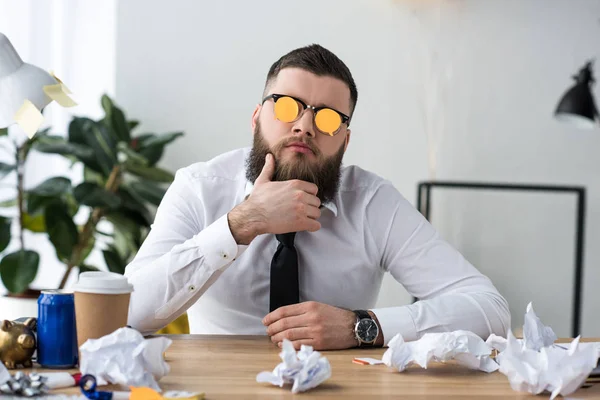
[264,44,358,118]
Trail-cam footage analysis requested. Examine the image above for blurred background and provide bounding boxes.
[1,0,600,338]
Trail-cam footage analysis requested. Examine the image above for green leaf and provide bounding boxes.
[0,250,39,294]
[110,106,131,143]
[106,211,142,255]
[22,213,46,233]
[118,142,148,165]
[27,194,49,215]
[117,186,152,225]
[68,118,103,173]
[0,162,16,180]
[136,132,183,149]
[103,247,125,274]
[73,182,122,209]
[0,198,17,208]
[128,180,166,206]
[78,264,99,274]
[0,216,11,252]
[131,132,183,166]
[113,228,134,262]
[27,193,78,218]
[101,95,131,143]
[68,118,117,176]
[128,120,140,132]
[79,234,96,265]
[138,145,164,166]
[29,177,71,197]
[0,128,8,137]
[101,94,114,116]
[45,202,79,261]
[124,161,174,183]
[84,167,105,186]
[33,135,95,160]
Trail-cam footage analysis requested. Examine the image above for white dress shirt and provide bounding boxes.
[125,147,510,344]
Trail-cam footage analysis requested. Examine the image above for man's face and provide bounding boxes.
[246,68,352,204]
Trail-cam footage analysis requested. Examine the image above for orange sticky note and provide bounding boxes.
[130,386,163,400]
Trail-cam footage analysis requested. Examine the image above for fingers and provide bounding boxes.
[305,205,321,220]
[290,180,318,196]
[301,191,321,208]
[255,153,275,185]
[263,303,306,326]
[305,219,321,232]
[270,327,312,345]
[266,314,307,336]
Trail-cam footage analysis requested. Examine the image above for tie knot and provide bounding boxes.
[276,232,296,247]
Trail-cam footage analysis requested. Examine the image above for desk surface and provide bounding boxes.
[33,335,600,399]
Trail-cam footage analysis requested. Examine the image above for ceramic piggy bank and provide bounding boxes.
[0,318,36,368]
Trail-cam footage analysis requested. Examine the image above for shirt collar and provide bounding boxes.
[244,180,338,217]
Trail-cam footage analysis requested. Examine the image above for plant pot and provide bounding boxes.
[0,289,40,321]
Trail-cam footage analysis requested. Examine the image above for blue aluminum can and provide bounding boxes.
[37,290,78,368]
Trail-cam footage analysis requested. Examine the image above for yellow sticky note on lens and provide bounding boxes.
[14,100,44,138]
[43,83,77,107]
[49,70,72,94]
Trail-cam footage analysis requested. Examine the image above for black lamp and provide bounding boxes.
[555,61,599,129]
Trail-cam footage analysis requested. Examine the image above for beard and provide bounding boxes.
[245,120,345,205]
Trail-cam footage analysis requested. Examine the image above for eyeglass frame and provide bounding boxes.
[261,93,351,136]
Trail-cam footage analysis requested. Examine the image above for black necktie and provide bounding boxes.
[270,232,299,312]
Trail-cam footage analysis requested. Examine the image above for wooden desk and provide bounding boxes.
[30,335,600,399]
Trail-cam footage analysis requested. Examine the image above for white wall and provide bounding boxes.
[115,0,600,337]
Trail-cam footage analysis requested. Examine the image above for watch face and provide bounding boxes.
[356,319,378,343]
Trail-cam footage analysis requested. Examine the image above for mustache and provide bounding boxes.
[274,137,320,157]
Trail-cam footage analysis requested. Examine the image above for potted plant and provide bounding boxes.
[0,95,183,320]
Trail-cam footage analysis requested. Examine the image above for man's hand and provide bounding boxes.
[228,153,322,245]
[263,301,358,350]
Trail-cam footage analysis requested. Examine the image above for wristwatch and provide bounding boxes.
[353,310,379,347]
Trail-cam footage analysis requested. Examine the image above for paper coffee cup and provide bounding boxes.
[73,271,134,349]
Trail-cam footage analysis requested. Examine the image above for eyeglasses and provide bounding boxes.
[262,93,350,136]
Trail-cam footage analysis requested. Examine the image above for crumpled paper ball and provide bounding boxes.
[256,339,331,393]
[382,330,499,373]
[79,327,172,391]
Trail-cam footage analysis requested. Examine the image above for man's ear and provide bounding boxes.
[251,104,261,133]
[343,129,351,152]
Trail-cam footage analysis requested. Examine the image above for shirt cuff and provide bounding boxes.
[370,306,418,346]
[194,214,248,271]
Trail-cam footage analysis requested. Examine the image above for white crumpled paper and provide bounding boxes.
[523,302,558,351]
[496,332,599,399]
[256,339,331,393]
[382,330,499,373]
[79,327,172,391]
[487,302,600,399]
[486,302,557,353]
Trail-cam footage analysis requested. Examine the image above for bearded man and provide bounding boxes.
[125,44,510,350]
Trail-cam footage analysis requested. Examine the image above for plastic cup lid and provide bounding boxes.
[72,271,134,295]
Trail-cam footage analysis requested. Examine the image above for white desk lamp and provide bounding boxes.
[0,32,57,129]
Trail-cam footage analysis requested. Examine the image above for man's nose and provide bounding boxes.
[292,109,315,138]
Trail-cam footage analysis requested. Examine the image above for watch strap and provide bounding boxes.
[354,309,371,321]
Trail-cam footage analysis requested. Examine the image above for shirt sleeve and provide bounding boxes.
[124,168,248,334]
[365,182,511,346]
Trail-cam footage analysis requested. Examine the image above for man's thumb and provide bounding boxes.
[255,153,274,184]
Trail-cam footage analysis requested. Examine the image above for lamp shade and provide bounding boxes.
[554,61,598,129]
[0,32,56,129]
